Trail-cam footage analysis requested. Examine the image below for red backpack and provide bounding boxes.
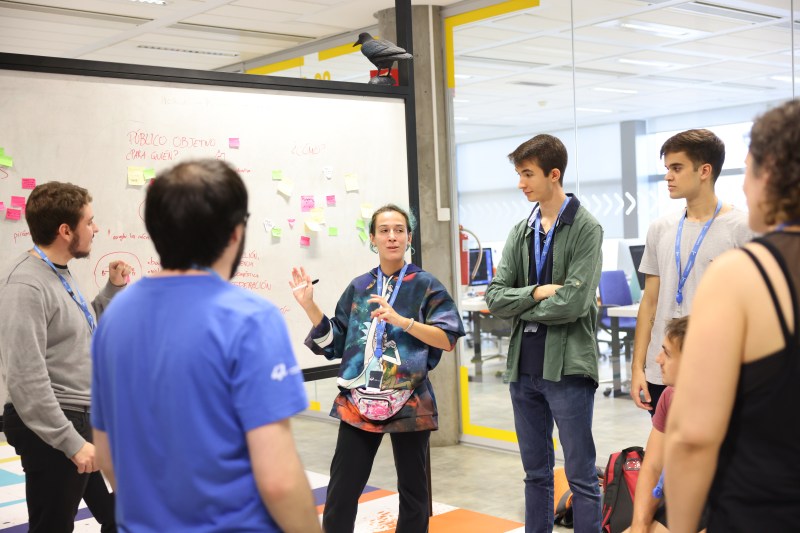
[601,446,645,533]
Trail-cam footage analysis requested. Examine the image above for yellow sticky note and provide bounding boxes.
[360,203,373,219]
[277,180,293,197]
[271,227,282,238]
[310,207,325,224]
[127,166,145,186]
[328,227,338,236]
[344,173,359,192]
[272,170,284,181]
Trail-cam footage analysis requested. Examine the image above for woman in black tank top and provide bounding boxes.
[663,99,800,533]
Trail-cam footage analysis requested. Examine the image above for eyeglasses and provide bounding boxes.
[242,212,250,226]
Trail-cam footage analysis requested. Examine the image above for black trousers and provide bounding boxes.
[3,404,116,533]
[646,382,668,418]
[322,421,431,533]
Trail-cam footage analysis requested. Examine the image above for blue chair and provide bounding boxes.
[597,270,637,359]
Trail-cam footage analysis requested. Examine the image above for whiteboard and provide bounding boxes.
[0,68,411,371]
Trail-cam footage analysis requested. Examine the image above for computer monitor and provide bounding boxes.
[468,248,493,286]
[628,244,646,290]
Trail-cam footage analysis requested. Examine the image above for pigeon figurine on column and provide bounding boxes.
[354,32,413,82]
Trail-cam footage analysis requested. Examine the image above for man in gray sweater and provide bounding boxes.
[0,181,131,532]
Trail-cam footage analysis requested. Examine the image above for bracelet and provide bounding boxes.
[404,318,415,332]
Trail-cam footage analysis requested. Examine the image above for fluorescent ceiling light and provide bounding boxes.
[620,22,689,37]
[452,99,471,103]
[454,74,473,79]
[770,75,800,83]
[137,45,238,57]
[593,87,638,94]
[130,0,167,4]
[576,107,612,113]
[618,58,675,68]
[454,116,469,121]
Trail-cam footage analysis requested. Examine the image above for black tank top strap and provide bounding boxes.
[757,236,800,347]
[739,245,793,348]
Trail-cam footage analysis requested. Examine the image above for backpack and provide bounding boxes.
[601,446,645,533]
[554,466,574,527]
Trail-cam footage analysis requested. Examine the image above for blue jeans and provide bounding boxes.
[510,374,601,533]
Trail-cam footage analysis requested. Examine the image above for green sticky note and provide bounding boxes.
[328,227,338,236]
[143,168,156,180]
[0,147,4,155]
[272,170,284,181]
[272,227,282,238]
[0,154,13,167]
[355,219,366,230]
[358,230,368,243]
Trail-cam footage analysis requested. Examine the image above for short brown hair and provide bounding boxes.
[25,182,92,245]
[660,129,725,182]
[664,316,689,352]
[749,99,800,226]
[368,204,415,236]
[508,134,568,186]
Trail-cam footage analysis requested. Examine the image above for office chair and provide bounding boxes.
[597,270,637,360]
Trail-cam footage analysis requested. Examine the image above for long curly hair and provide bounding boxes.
[749,100,800,226]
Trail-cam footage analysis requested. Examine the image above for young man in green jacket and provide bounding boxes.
[486,134,603,533]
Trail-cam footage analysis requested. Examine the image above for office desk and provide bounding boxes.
[606,304,639,398]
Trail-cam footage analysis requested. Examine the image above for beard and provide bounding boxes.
[68,233,90,259]
[230,234,246,279]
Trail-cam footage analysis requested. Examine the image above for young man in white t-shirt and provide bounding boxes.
[630,129,752,414]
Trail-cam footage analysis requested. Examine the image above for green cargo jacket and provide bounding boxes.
[485,195,603,383]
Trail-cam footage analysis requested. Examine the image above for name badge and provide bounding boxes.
[367,370,383,392]
[524,321,539,333]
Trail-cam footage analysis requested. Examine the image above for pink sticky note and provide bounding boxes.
[21,178,36,190]
[326,195,336,207]
[10,195,25,208]
[0,201,5,211]
[287,218,296,229]
[5,208,21,220]
[300,236,311,247]
[229,138,240,149]
[300,195,315,212]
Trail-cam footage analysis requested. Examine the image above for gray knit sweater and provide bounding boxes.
[0,252,122,458]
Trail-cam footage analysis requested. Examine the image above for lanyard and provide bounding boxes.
[674,199,722,305]
[533,197,571,282]
[33,245,95,332]
[373,263,409,361]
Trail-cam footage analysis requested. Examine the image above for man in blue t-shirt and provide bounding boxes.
[91,160,320,532]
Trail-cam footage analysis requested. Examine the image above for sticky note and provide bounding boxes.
[272,170,284,181]
[0,148,4,155]
[355,219,366,230]
[0,154,13,167]
[143,168,156,180]
[360,203,374,219]
[328,227,338,236]
[326,195,336,207]
[229,138,240,149]
[300,236,311,247]
[344,173,359,192]
[271,227,282,238]
[262,219,274,232]
[322,166,333,179]
[301,195,315,212]
[287,218,296,229]
[358,230,368,243]
[5,208,21,220]
[127,166,145,186]
[0,201,6,211]
[10,195,25,208]
[277,181,293,197]
[310,207,325,224]
[21,178,36,189]
[305,220,321,232]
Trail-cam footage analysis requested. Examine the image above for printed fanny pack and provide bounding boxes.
[350,388,413,421]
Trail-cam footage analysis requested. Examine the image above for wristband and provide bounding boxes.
[404,318,415,332]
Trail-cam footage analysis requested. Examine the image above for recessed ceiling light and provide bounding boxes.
[770,75,800,83]
[593,87,638,94]
[618,58,675,68]
[576,107,612,113]
[137,45,239,57]
[130,0,167,4]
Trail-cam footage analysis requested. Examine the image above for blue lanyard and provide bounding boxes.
[775,219,800,232]
[373,263,409,360]
[674,200,722,305]
[33,245,95,332]
[533,197,570,282]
